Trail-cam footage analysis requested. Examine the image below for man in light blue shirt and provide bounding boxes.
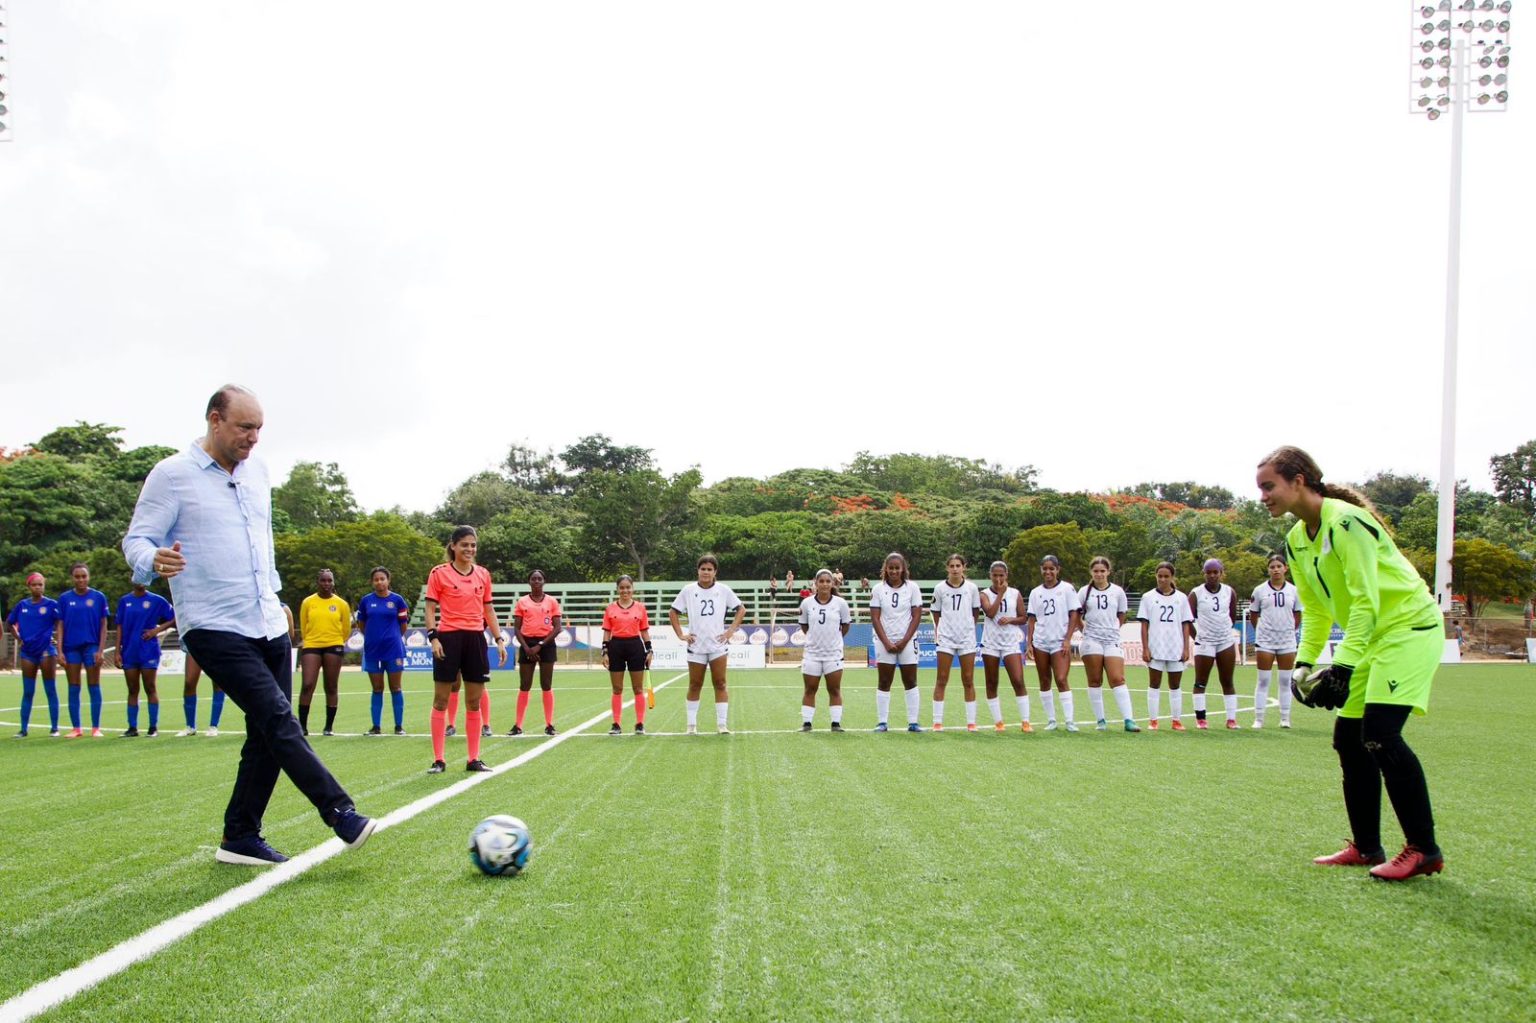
[123,384,375,865]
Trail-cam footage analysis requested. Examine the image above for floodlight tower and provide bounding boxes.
[1410,0,1512,614]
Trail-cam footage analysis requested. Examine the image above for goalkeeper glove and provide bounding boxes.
[1292,662,1353,710]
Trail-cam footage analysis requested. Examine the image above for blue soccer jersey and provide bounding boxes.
[356,591,410,657]
[57,588,109,649]
[116,591,175,665]
[7,597,61,656]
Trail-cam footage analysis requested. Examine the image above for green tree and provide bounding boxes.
[572,468,701,581]
[956,502,1035,566]
[274,514,441,606]
[32,422,125,460]
[502,443,563,495]
[1490,439,1536,520]
[477,508,585,584]
[0,454,125,601]
[27,546,141,610]
[1122,481,1235,510]
[846,452,1036,498]
[560,435,652,481]
[695,512,823,580]
[1358,471,1433,526]
[1451,537,1534,619]
[436,471,528,526]
[1003,523,1092,590]
[273,461,360,531]
[107,445,178,484]
[817,510,953,580]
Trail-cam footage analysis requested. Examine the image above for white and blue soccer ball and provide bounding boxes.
[469,815,532,876]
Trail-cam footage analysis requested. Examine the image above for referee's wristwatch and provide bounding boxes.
[426,629,439,640]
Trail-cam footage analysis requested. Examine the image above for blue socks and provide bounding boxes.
[370,692,383,730]
[19,677,35,732]
[210,690,226,727]
[148,702,159,731]
[68,686,81,729]
[183,695,197,729]
[127,702,139,730]
[43,679,59,730]
[391,690,405,729]
[88,685,102,729]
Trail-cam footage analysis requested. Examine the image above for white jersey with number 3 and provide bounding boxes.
[1192,583,1236,649]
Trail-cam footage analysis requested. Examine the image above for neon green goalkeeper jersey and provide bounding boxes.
[1284,498,1440,668]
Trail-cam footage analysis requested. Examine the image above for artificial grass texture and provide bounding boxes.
[1,664,1532,1021]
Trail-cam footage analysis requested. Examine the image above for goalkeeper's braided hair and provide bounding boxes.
[1258,446,1389,530]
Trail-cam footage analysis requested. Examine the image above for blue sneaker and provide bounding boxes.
[1124,719,1142,732]
[333,808,377,850]
[215,835,289,866]
[874,722,889,733]
[907,723,924,733]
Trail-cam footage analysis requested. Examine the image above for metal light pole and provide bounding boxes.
[1410,1,1512,614]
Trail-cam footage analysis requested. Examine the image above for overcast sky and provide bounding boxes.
[2,1,1532,513]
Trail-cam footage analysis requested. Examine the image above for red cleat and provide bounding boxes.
[1195,718,1209,730]
[1226,719,1241,730]
[1370,844,1445,881]
[1170,720,1186,732]
[1313,841,1387,867]
[1148,719,1159,731]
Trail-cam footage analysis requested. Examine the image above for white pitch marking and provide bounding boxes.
[0,674,685,1023]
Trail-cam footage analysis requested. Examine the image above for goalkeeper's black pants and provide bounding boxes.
[1332,704,1439,856]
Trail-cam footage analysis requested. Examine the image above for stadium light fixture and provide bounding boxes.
[1407,1,1513,615]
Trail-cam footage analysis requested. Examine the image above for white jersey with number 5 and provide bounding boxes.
[798,594,852,660]
[870,580,925,647]
[671,582,740,644]
[1076,583,1128,645]
[1138,588,1193,662]
[930,580,981,648]
[1250,581,1302,650]
[1027,581,1079,650]
[1192,583,1236,648]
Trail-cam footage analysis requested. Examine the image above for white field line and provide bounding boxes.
[0,674,685,1023]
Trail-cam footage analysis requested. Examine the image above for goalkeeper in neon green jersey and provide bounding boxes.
[1256,446,1445,882]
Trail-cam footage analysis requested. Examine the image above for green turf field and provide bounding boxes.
[2,663,1532,1022]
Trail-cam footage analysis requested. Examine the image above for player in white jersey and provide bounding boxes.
[1247,554,1302,729]
[869,552,925,732]
[669,555,744,734]
[1026,555,1082,732]
[797,570,852,731]
[978,561,1031,732]
[1189,558,1241,730]
[929,554,982,732]
[1138,562,1193,730]
[1077,556,1139,733]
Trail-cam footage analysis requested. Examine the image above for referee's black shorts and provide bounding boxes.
[434,630,491,684]
[607,636,647,673]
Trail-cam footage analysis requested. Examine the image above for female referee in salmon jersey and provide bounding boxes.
[510,569,563,736]
[425,526,506,774]
[1257,446,1446,881]
[601,574,652,734]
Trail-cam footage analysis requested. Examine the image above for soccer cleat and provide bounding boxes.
[366,726,381,736]
[394,726,406,735]
[1313,841,1387,867]
[215,835,289,866]
[427,760,447,774]
[1064,721,1079,733]
[12,731,27,739]
[544,724,557,736]
[874,722,889,733]
[830,722,844,732]
[718,727,732,735]
[634,722,645,734]
[1370,845,1444,881]
[466,759,492,773]
[1226,719,1241,730]
[301,727,308,736]
[1251,720,1264,730]
[966,723,978,733]
[609,724,623,735]
[481,725,493,739]
[508,725,523,736]
[1123,719,1141,733]
[146,726,158,737]
[91,728,104,738]
[1148,719,1160,730]
[120,728,139,738]
[1020,721,1033,733]
[206,727,219,737]
[1171,720,1186,732]
[1195,719,1208,730]
[444,724,456,737]
[332,808,376,850]
[178,727,197,737]
[995,721,1006,733]
[1280,720,1292,729]
[1042,720,1057,732]
[65,729,83,739]
[322,728,334,737]
[1095,719,1108,731]
[932,722,944,732]
[49,728,60,737]
[907,723,923,733]
[801,722,813,732]
[686,725,698,735]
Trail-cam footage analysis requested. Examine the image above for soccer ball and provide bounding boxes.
[468,815,532,876]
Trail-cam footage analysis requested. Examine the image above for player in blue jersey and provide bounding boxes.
[114,585,176,737]
[58,563,109,737]
[6,572,62,737]
[355,567,410,735]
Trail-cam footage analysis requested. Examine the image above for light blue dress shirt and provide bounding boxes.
[122,440,288,641]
